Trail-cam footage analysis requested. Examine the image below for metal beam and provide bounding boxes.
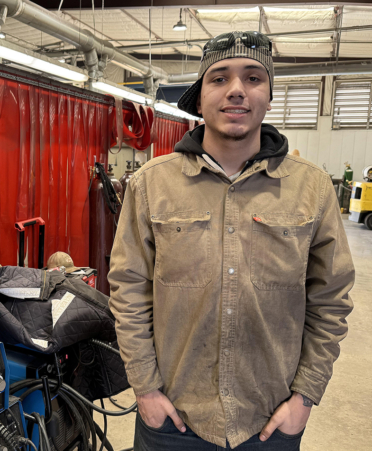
[120,8,182,56]
[30,1,372,9]
[259,7,279,56]
[186,8,213,39]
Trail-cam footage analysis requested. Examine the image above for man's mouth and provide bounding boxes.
[221,107,250,114]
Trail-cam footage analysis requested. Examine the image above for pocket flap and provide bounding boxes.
[151,211,211,225]
[252,214,315,237]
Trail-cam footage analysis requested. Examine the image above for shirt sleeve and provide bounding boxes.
[108,175,163,396]
[290,173,355,405]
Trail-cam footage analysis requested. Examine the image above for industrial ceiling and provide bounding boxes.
[1,1,372,85]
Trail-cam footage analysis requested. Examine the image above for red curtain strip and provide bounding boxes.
[0,73,194,268]
[153,116,190,158]
[0,77,116,268]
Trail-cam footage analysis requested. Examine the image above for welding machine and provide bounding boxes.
[0,342,28,451]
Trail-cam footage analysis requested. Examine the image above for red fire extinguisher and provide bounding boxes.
[89,163,123,295]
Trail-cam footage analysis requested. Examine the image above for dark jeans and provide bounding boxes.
[134,413,304,451]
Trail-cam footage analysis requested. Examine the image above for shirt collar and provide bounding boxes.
[182,153,289,179]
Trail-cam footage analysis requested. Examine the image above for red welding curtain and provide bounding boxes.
[0,78,116,268]
[153,116,190,158]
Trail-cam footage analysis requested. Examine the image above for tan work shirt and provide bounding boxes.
[108,151,354,448]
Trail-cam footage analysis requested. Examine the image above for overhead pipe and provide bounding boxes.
[0,0,169,86]
[3,1,372,90]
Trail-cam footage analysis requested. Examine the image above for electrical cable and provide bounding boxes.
[65,389,97,451]
[57,390,89,451]
[32,412,51,451]
[98,399,107,451]
[108,397,135,411]
[90,339,120,356]
[19,438,38,451]
[10,379,137,417]
[93,422,114,451]
[11,379,137,416]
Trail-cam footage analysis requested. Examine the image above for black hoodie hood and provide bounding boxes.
[175,123,288,173]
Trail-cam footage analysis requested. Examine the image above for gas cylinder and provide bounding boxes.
[119,160,134,197]
[89,164,123,295]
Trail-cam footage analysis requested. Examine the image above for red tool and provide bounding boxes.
[15,217,45,268]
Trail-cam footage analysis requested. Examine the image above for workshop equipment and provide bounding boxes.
[349,165,372,229]
[89,164,123,295]
[119,160,134,197]
[15,218,45,268]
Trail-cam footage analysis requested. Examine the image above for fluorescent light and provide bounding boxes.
[154,100,201,121]
[92,80,154,104]
[0,39,88,82]
[0,32,5,39]
[58,58,66,63]
[197,8,258,13]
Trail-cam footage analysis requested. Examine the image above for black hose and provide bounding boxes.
[109,397,135,411]
[64,389,97,451]
[90,339,121,357]
[98,399,107,451]
[57,390,89,451]
[19,438,38,451]
[32,412,51,451]
[12,379,137,416]
[19,384,43,401]
[93,422,114,451]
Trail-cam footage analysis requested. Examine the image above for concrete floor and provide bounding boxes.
[95,216,372,450]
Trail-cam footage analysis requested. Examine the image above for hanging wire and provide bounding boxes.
[149,8,151,67]
[58,0,64,12]
[92,0,96,37]
[101,0,104,60]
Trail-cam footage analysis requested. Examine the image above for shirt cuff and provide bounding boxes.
[290,364,329,406]
[126,360,164,396]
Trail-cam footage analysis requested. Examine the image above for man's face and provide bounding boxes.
[196,58,272,141]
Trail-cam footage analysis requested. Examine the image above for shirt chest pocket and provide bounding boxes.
[250,214,315,291]
[151,211,212,288]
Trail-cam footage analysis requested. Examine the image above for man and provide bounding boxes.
[108,31,354,450]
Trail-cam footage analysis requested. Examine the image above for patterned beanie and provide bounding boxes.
[178,31,274,118]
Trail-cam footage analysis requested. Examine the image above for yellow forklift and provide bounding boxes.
[349,166,372,230]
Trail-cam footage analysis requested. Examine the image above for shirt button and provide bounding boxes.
[226,309,232,315]
[228,268,235,275]
[224,349,230,356]
[228,227,235,234]
[230,186,235,192]
[221,388,229,396]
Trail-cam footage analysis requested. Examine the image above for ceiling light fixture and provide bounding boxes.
[154,100,201,121]
[0,39,88,82]
[92,79,154,105]
[173,9,187,31]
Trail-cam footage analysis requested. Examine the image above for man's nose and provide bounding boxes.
[226,77,246,99]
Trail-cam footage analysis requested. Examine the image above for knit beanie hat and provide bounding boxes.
[178,31,274,118]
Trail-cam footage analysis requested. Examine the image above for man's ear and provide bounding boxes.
[196,93,202,115]
[267,102,272,112]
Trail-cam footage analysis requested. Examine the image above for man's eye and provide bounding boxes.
[213,77,225,83]
[249,77,259,82]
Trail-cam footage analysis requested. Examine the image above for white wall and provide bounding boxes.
[282,116,372,181]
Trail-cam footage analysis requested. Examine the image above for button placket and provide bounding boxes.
[219,187,239,430]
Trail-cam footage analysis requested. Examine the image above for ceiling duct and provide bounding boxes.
[0,0,170,93]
